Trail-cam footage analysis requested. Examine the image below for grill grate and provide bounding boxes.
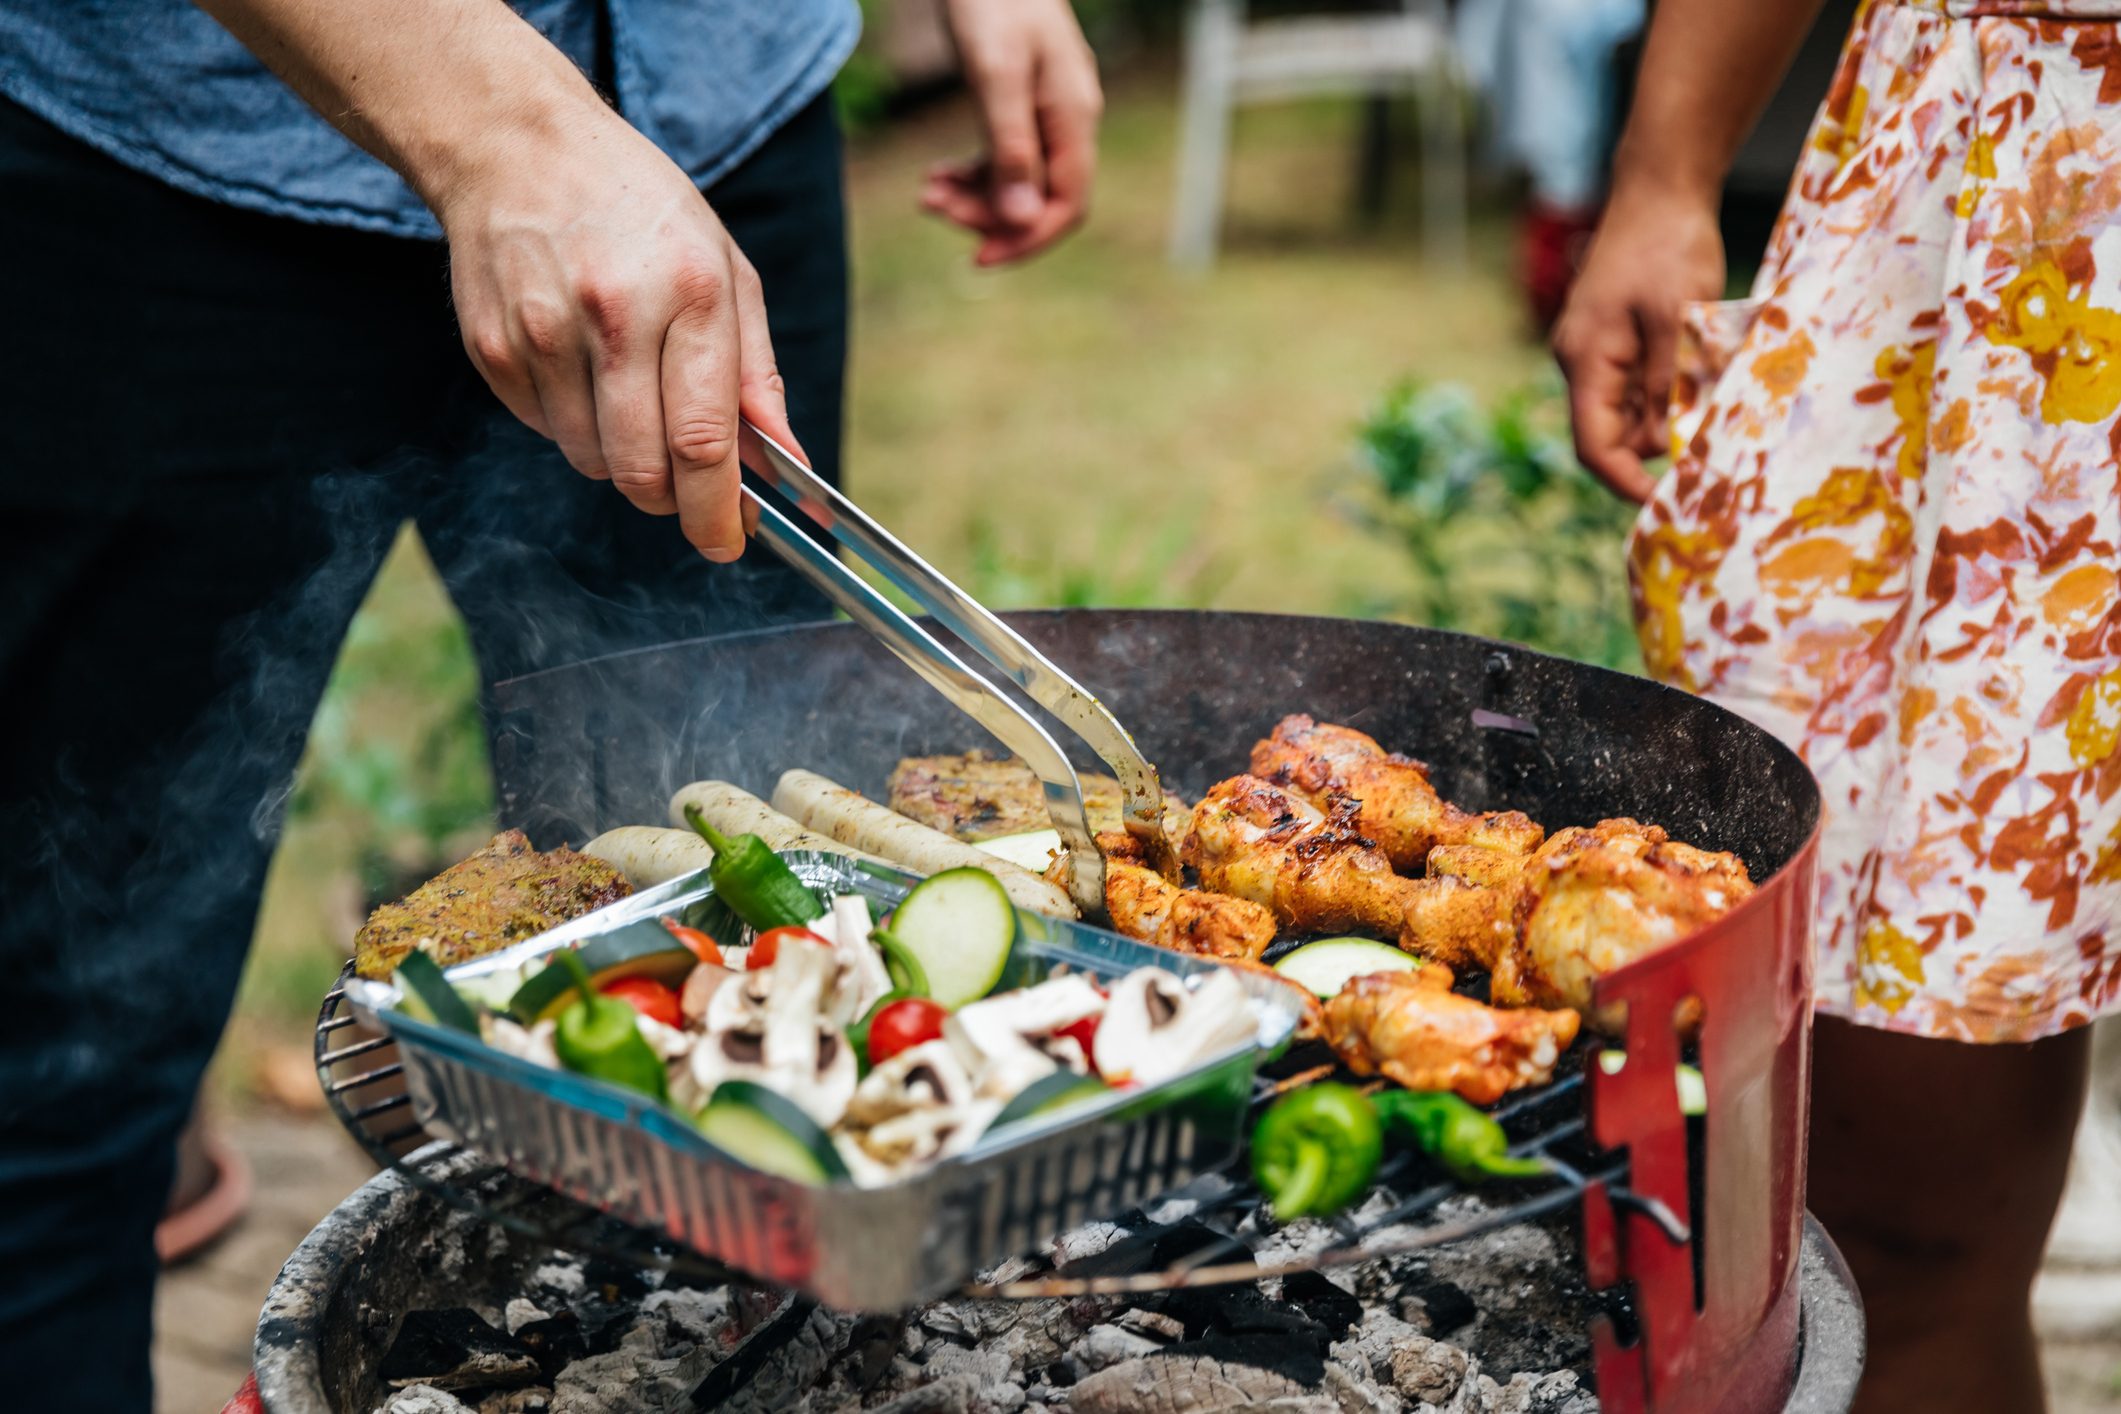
[316,963,1685,1301]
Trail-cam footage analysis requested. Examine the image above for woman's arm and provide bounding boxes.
[195,0,802,560]
[1552,0,1828,502]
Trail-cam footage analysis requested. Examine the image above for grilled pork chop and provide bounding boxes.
[887,751,1186,842]
[353,830,631,978]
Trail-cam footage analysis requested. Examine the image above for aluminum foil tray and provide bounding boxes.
[345,853,1308,1311]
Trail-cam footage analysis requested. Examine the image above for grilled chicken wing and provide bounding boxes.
[1322,965,1580,1104]
[1251,715,1543,871]
[1104,858,1277,962]
[1404,818,1754,1030]
[1179,775,1420,942]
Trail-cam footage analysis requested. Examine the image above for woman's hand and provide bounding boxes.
[1551,180,1727,504]
[438,106,802,561]
[924,0,1104,266]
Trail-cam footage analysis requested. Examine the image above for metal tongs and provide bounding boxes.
[736,421,1179,919]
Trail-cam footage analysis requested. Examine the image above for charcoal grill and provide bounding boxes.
[310,608,1846,1413]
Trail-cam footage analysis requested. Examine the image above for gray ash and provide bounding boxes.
[367,1203,1597,1414]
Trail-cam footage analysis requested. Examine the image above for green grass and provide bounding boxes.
[220,69,1568,1080]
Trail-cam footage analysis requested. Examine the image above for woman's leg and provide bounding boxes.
[1809,1015,2091,1413]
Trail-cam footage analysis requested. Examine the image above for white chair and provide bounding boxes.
[1168,0,1469,269]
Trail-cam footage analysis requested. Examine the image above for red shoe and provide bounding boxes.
[1519,200,1602,334]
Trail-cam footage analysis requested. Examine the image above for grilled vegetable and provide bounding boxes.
[663,920,724,966]
[550,950,669,1103]
[600,976,682,1028]
[771,769,1076,918]
[504,923,696,1024]
[886,867,1017,1009]
[1271,937,1422,998]
[1251,1083,1383,1219]
[872,930,932,1000]
[395,950,481,1034]
[1372,1089,1550,1182]
[865,997,949,1066]
[990,1070,1108,1128]
[695,1079,848,1183]
[682,804,827,932]
[748,926,830,972]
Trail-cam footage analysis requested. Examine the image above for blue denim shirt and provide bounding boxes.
[0,1,860,239]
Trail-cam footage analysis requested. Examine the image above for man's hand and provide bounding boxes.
[923,0,1103,266]
[439,109,799,561]
[194,0,801,561]
[1550,182,1725,504]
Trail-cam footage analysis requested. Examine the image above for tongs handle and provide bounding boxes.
[735,436,1107,916]
[739,422,1178,881]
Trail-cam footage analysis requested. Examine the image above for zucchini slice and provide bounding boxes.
[990,1070,1108,1129]
[396,951,481,1034]
[886,867,1017,1010]
[1271,937,1422,998]
[505,921,698,1023]
[694,1080,848,1183]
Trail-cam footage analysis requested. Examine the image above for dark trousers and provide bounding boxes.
[0,94,846,1408]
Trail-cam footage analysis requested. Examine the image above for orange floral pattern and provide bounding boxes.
[1630,0,2121,1041]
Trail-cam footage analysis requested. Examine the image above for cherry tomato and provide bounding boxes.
[661,920,724,966]
[1055,1015,1101,1072]
[865,998,949,1065]
[748,926,830,971]
[598,976,682,1028]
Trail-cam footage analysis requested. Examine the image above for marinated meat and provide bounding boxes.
[1104,858,1277,962]
[353,830,631,979]
[1406,818,1754,1030]
[1179,775,1420,942]
[1251,715,1543,871]
[1323,964,1580,1104]
[887,751,1186,841]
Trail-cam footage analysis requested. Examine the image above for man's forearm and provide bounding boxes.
[194,0,608,219]
[1609,0,1829,203]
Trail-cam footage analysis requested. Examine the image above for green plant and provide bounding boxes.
[966,510,1230,609]
[833,0,898,134]
[1350,377,1642,671]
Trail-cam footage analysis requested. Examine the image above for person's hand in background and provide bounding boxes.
[1549,177,1725,505]
[923,0,1104,265]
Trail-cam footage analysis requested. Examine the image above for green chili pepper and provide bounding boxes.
[1250,1083,1384,1219]
[1371,1090,1550,1183]
[871,930,931,1000]
[550,949,669,1103]
[683,805,825,932]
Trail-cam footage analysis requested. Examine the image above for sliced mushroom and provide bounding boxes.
[704,967,773,1033]
[1093,968,1256,1087]
[680,962,736,1027]
[945,974,1106,1099]
[689,934,857,1127]
[857,1098,1002,1170]
[844,1040,974,1128]
[482,1016,558,1070]
[687,1017,856,1128]
[633,1013,695,1063]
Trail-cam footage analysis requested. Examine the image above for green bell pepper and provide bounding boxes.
[682,804,825,932]
[550,949,668,1103]
[1372,1090,1550,1183]
[1250,1083,1384,1219]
